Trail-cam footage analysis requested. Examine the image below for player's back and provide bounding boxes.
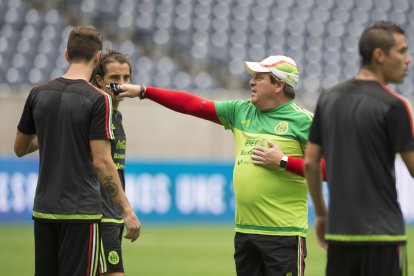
[31,77,110,219]
[317,79,406,240]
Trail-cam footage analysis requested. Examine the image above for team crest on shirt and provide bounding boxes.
[241,119,251,127]
[274,121,289,135]
[108,251,120,265]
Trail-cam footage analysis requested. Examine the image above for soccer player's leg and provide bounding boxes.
[258,235,306,276]
[34,221,59,276]
[234,232,264,276]
[99,223,125,275]
[58,222,101,276]
[362,244,406,276]
[326,244,360,276]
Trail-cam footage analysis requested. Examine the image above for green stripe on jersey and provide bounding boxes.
[101,218,124,224]
[325,234,407,243]
[236,224,307,235]
[33,211,102,220]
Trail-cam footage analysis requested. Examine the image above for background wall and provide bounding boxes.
[0,91,237,159]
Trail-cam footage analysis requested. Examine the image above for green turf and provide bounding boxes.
[0,224,413,275]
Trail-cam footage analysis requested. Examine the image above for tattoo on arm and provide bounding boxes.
[103,176,120,198]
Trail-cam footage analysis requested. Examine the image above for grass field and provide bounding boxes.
[1,224,413,275]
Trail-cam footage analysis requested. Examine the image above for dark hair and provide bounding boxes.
[96,50,132,78]
[66,25,103,63]
[359,21,405,66]
[269,74,295,99]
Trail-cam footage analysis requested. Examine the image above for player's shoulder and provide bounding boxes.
[72,80,110,103]
[30,78,60,92]
[289,102,314,122]
[215,98,252,112]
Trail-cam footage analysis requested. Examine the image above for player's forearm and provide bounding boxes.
[304,162,327,217]
[145,86,221,124]
[94,159,134,215]
[286,156,327,181]
[26,137,39,154]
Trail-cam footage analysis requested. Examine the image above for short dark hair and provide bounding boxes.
[66,25,103,63]
[359,21,405,66]
[96,50,132,78]
[269,74,295,99]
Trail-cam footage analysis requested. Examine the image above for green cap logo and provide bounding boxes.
[108,251,120,265]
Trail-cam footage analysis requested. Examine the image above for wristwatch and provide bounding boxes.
[279,155,288,169]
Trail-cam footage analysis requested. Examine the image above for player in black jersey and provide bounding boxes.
[14,26,140,276]
[94,50,133,275]
[305,21,414,276]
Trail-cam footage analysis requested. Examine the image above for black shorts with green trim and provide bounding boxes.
[234,232,306,276]
[34,220,101,276]
[326,243,407,276]
[99,223,125,273]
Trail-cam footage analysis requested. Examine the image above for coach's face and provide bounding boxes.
[249,72,281,111]
[382,33,411,84]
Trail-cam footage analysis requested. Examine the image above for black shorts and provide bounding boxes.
[34,220,101,276]
[99,223,124,273]
[326,243,407,276]
[234,232,306,276]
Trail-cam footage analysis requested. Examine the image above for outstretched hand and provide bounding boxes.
[251,139,284,169]
[108,84,143,99]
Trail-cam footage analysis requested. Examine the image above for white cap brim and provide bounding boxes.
[244,61,271,75]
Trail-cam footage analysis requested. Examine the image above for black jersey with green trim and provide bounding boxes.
[101,110,126,224]
[17,77,114,222]
[309,79,414,244]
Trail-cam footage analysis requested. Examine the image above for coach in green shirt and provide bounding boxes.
[116,55,312,276]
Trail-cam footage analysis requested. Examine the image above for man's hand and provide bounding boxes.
[114,84,143,99]
[123,210,141,242]
[251,139,284,169]
[315,215,328,249]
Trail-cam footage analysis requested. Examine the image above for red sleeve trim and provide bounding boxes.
[381,84,414,138]
[145,86,221,124]
[87,82,113,139]
[287,156,327,181]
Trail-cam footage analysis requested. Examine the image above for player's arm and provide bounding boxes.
[116,84,221,124]
[251,139,327,180]
[90,139,141,242]
[304,141,328,249]
[14,131,38,157]
[285,156,327,180]
[400,150,414,177]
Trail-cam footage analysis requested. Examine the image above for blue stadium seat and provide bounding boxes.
[1,0,414,106]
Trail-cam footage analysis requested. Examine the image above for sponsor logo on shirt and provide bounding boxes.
[116,140,126,150]
[244,138,266,147]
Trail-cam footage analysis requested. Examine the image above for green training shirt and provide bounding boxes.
[215,99,313,237]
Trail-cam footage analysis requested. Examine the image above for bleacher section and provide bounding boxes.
[1,0,413,107]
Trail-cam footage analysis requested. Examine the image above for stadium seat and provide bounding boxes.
[1,0,414,107]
